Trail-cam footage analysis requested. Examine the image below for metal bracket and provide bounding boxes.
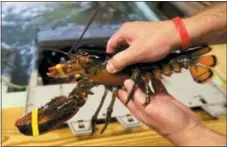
[68,120,92,136]
[201,104,227,117]
[116,114,141,129]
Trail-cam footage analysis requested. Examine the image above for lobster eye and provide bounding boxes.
[60,57,66,63]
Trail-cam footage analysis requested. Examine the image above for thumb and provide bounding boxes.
[106,48,137,73]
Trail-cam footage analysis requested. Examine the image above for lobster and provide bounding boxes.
[15,44,217,136]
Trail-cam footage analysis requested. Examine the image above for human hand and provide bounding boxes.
[117,78,218,146]
[106,21,181,73]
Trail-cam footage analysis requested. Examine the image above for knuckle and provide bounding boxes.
[107,39,113,47]
[111,56,122,69]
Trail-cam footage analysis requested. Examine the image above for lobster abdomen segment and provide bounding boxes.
[189,55,216,83]
[198,55,216,67]
[189,65,213,83]
[147,48,217,83]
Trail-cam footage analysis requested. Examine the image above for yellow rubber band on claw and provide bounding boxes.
[32,108,39,136]
[56,64,65,76]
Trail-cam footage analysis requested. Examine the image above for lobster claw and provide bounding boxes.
[15,111,34,135]
[15,96,81,136]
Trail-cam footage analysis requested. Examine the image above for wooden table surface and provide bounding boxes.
[2,44,226,146]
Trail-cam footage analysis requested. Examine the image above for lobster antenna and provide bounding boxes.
[68,2,103,56]
[40,48,70,57]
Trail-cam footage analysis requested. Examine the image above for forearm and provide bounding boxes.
[183,3,227,46]
[167,125,227,146]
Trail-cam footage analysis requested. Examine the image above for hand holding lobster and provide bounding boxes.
[118,77,227,146]
[107,21,206,140]
[118,78,206,145]
[106,3,227,145]
[106,21,181,73]
[106,2,227,74]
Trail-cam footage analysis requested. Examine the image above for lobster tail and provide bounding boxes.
[162,64,172,76]
[172,62,181,73]
[189,65,213,83]
[198,55,217,67]
[187,46,216,83]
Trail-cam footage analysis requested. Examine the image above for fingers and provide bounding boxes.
[117,89,144,120]
[106,32,127,53]
[106,23,137,73]
[106,48,137,73]
[124,79,148,107]
[151,78,169,94]
[106,23,132,53]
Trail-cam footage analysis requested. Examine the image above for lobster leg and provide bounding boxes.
[100,87,118,134]
[126,68,141,105]
[91,87,108,135]
[141,75,154,105]
[150,77,169,94]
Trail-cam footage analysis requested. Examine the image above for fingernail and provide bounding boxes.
[117,89,124,97]
[106,62,117,73]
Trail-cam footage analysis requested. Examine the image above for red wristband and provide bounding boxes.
[171,17,190,50]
